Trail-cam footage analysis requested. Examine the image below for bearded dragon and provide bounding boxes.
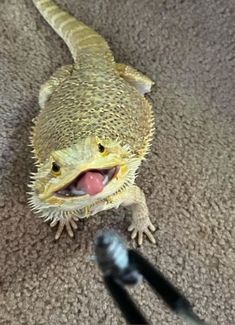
[29,0,156,245]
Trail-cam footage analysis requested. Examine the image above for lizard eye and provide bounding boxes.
[98,143,105,153]
[52,162,61,174]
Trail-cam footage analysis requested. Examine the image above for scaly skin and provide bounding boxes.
[29,0,156,245]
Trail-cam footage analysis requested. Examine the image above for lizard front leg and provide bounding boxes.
[91,185,156,245]
[121,185,156,245]
[50,216,79,240]
[49,206,90,240]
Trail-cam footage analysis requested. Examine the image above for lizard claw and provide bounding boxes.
[50,217,79,240]
[128,218,156,245]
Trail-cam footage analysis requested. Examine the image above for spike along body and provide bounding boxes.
[29,0,156,245]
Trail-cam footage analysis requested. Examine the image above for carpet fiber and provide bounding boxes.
[0,0,234,324]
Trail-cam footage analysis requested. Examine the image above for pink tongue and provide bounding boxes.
[76,171,104,195]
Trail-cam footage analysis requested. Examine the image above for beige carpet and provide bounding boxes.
[0,0,234,324]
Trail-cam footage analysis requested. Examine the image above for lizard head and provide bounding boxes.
[29,136,140,217]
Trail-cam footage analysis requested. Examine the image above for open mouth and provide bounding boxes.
[55,166,119,197]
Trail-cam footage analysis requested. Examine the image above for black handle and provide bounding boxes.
[104,275,149,325]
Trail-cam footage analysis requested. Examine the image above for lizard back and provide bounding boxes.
[33,68,154,162]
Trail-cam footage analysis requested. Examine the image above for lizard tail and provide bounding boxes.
[32,0,113,64]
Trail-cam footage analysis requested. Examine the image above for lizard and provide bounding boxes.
[28,0,156,245]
